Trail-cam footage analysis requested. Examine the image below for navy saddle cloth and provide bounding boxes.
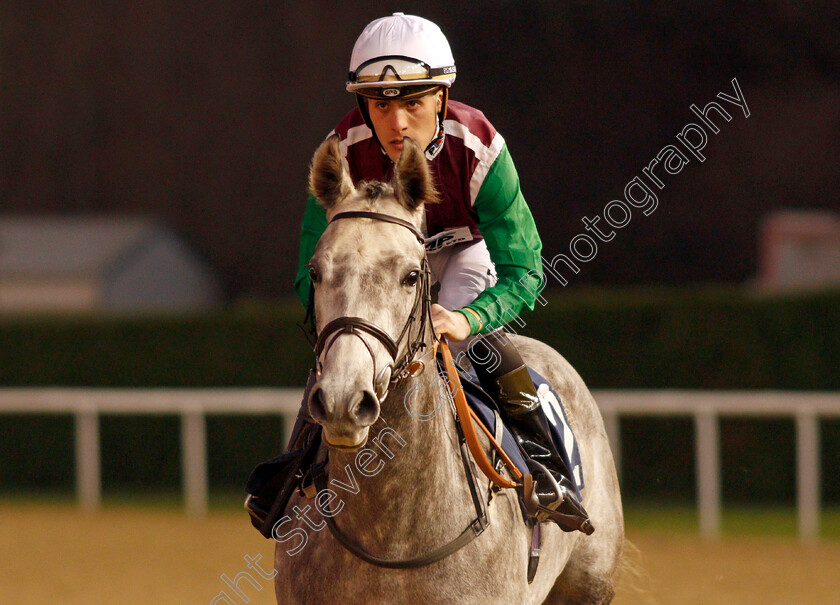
[456,365,584,499]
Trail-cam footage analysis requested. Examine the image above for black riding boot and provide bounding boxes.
[468,332,593,535]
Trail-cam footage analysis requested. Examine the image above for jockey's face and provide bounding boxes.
[367,89,443,162]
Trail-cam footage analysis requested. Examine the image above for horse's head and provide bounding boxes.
[306,135,437,451]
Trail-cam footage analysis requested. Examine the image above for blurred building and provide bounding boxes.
[0,216,222,312]
[758,210,840,290]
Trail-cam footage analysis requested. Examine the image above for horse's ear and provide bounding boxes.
[309,134,354,210]
[394,137,439,210]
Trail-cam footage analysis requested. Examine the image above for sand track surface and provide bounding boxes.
[1,503,838,604]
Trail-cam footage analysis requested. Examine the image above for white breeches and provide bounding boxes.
[427,239,497,355]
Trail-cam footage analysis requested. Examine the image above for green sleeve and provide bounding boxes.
[294,193,328,307]
[457,144,544,334]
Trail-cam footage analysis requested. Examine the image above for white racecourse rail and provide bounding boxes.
[1,388,838,541]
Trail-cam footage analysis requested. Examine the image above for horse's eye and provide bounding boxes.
[402,269,420,287]
[309,266,320,283]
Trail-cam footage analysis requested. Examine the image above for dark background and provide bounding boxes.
[2,1,839,298]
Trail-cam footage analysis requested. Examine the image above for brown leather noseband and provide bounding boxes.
[312,211,433,400]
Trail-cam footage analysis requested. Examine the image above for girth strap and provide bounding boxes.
[311,417,489,569]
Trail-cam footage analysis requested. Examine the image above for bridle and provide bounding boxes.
[309,209,490,569]
[313,211,434,401]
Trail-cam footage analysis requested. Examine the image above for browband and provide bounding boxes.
[330,211,425,245]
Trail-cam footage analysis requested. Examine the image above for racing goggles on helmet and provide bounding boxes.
[349,55,456,86]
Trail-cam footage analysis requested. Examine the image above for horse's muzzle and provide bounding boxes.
[308,383,378,451]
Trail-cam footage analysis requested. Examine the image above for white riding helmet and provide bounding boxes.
[347,13,456,101]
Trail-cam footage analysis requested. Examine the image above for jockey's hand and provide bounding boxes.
[431,304,472,342]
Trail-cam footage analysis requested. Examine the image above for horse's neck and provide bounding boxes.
[326,360,475,540]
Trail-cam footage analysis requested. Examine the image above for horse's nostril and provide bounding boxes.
[308,386,327,422]
[350,390,380,426]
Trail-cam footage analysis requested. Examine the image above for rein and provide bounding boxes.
[439,339,524,489]
[311,209,490,569]
[311,414,488,569]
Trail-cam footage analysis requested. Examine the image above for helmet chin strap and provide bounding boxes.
[424,117,445,160]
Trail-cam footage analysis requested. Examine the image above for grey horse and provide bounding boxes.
[273,135,624,604]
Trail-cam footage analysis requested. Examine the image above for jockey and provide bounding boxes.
[293,13,590,534]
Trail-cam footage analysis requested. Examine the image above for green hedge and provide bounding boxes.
[1,287,838,503]
[523,286,840,390]
[1,287,837,389]
[0,300,313,387]
[0,412,287,494]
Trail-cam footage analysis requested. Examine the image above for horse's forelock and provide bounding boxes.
[362,181,393,202]
[332,181,420,227]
